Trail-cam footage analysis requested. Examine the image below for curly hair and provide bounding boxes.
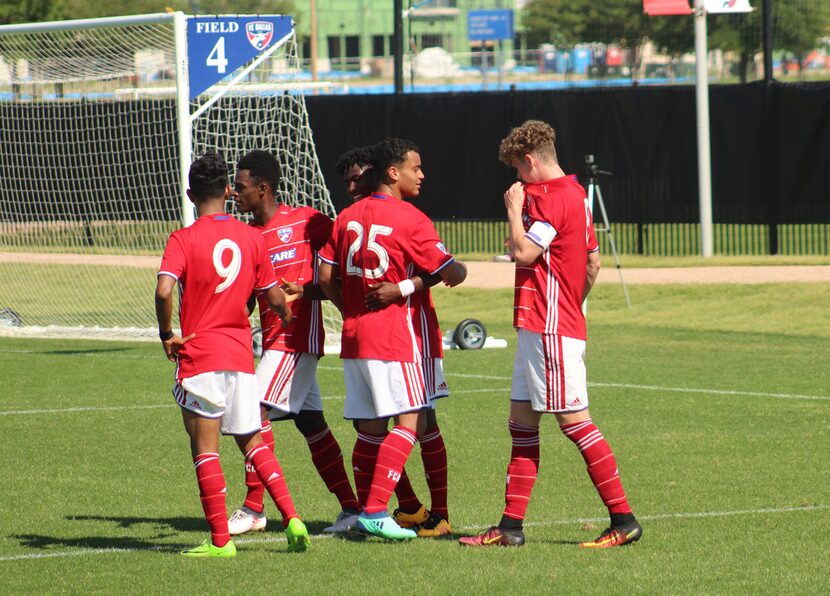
[237,150,281,193]
[188,151,229,200]
[370,137,420,180]
[498,120,558,167]
[335,146,373,178]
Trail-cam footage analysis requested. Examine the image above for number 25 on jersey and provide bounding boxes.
[345,221,392,279]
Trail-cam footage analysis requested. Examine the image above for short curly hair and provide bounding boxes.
[188,151,229,200]
[371,137,420,180]
[498,120,558,167]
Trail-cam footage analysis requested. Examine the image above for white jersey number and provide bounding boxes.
[213,239,241,293]
[345,221,393,279]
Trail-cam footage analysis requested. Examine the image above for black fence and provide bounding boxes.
[307,82,830,233]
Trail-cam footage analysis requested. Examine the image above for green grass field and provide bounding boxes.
[1,282,828,594]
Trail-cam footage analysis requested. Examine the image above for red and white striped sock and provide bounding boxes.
[502,420,540,522]
[364,426,417,515]
[420,428,449,518]
[246,442,298,527]
[352,431,386,508]
[193,452,230,547]
[560,419,631,514]
[242,419,273,513]
[304,425,360,512]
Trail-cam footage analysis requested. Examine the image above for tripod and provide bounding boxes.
[584,155,631,308]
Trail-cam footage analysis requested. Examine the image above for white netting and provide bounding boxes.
[0,15,340,343]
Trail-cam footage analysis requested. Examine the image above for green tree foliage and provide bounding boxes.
[0,0,53,24]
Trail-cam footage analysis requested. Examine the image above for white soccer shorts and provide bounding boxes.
[256,349,322,418]
[423,356,449,406]
[510,328,589,413]
[343,358,428,420]
[174,371,260,435]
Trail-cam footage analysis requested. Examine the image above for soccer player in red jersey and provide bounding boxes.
[226,150,361,535]
[339,145,452,537]
[459,121,642,549]
[155,151,310,557]
[318,138,467,540]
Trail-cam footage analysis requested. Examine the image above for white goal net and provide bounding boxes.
[0,13,341,342]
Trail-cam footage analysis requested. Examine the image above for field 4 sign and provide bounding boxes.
[187,15,293,99]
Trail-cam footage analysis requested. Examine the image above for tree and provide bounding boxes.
[0,0,54,24]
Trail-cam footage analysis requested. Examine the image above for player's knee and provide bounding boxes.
[294,410,326,436]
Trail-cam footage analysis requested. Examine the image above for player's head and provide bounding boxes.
[498,120,558,183]
[233,150,281,214]
[335,146,375,202]
[371,137,423,199]
[187,151,229,202]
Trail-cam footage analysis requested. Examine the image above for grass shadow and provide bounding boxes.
[68,515,205,533]
[13,533,184,553]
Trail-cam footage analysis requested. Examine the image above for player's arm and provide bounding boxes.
[262,284,291,327]
[317,260,343,312]
[280,279,328,302]
[364,271,442,310]
[505,181,545,267]
[154,274,194,362]
[583,250,601,301]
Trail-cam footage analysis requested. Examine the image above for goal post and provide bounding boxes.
[0,12,341,342]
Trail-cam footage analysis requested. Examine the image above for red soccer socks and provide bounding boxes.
[363,426,417,515]
[245,442,299,526]
[193,452,230,547]
[304,425,360,512]
[560,419,631,514]
[502,420,540,523]
[242,419,274,513]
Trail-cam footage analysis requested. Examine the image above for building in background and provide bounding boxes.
[291,1,527,73]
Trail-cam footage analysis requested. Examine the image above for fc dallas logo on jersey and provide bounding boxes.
[277,227,293,243]
[246,21,274,51]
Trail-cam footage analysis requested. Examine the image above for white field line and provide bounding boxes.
[0,504,825,562]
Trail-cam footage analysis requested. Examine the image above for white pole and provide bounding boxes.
[694,0,713,257]
[173,11,195,227]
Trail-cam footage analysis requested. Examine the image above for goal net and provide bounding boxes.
[0,13,341,343]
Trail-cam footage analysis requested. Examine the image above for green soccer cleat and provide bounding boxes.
[285,517,310,553]
[356,513,417,540]
[180,539,237,558]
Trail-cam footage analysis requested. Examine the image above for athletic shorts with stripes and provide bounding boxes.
[256,349,322,418]
[510,328,589,413]
[423,357,449,407]
[343,358,428,420]
[174,371,260,435]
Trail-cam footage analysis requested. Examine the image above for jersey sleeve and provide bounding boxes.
[317,215,341,265]
[158,232,186,280]
[253,231,279,291]
[407,211,455,275]
[306,209,334,252]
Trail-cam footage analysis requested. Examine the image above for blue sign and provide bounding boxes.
[187,15,293,100]
[467,10,514,41]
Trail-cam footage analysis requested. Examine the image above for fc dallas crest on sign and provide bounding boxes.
[246,21,274,51]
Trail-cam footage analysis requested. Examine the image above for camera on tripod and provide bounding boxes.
[585,154,611,178]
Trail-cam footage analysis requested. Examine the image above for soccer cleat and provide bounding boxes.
[392,505,429,529]
[323,508,360,533]
[458,526,526,547]
[356,513,417,540]
[285,517,311,552]
[181,539,237,558]
[416,512,453,538]
[228,506,267,536]
[579,520,643,549]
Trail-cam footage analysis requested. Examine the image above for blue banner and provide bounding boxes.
[187,15,293,100]
[467,10,514,41]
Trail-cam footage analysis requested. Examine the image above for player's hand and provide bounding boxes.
[280,278,302,304]
[162,333,195,362]
[504,181,525,213]
[365,282,401,310]
[275,303,292,327]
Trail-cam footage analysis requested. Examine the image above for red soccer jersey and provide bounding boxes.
[254,205,333,355]
[158,213,278,380]
[410,287,443,359]
[319,193,454,361]
[513,175,599,340]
